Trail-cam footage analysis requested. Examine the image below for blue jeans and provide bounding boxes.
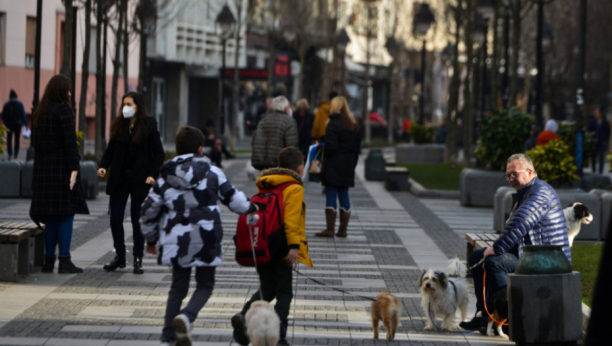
[469,248,518,312]
[325,186,351,211]
[109,178,145,257]
[45,215,75,257]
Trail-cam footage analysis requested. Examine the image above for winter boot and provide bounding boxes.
[315,209,336,237]
[277,319,290,346]
[336,209,351,237]
[133,256,144,274]
[41,255,56,273]
[231,313,250,346]
[103,253,126,272]
[58,255,83,274]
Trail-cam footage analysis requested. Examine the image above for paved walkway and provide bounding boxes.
[0,155,513,346]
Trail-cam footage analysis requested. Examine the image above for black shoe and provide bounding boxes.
[231,313,250,346]
[133,256,144,274]
[277,339,290,346]
[225,153,236,159]
[103,254,126,272]
[58,255,83,274]
[42,255,56,273]
[459,316,484,330]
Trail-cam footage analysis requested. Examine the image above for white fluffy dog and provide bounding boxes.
[418,258,469,331]
[245,300,280,346]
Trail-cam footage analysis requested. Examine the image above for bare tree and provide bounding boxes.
[123,0,130,93]
[110,0,126,122]
[61,0,74,76]
[95,1,109,159]
[362,0,378,145]
[78,0,92,156]
[230,0,246,151]
[463,0,476,167]
[444,0,462,167]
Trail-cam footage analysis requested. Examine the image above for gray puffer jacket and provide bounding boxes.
[251,111,298,170]
[140,154,255,268]
[493,177,571,262]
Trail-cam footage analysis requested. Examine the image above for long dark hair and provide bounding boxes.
[33,74,71,126]
[109,92,149,144]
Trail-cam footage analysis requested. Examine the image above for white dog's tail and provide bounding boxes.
[447,257,467,277]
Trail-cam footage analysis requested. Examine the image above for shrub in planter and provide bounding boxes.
[526,139,578,187]
[410,123,434,144]
[476,107,534,171]
[557,122,597,167]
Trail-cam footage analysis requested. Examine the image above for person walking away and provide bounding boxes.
[535,119,559,146]
[591,107,610,174]
[29,75,89,274]
[311,91,338,143]
[293,98,314,159]
[232,147,313,346]
[315,96,361,238]
[141,126,257,346]
[1,89,28,159]
[460,153,570,332]
[251,96,298,170]
[97,92,164,274]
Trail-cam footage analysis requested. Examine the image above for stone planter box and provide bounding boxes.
[0,160,23,197]
[493,186,515,232]
[460,168,507,207]
[395,143,445,165]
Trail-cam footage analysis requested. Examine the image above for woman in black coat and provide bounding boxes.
[30,74,89,274]
[292,98,315,159]
[315,96,361,238]
[97,92,164,274]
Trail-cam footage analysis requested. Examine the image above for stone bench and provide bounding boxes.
[465,232,500,261]
[0,222,44,282]
[384,167,410,191]
[0,160,23,197]
[395,143,445,165]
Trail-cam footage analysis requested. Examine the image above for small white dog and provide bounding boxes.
[245,300,280,346]
[564,202,593,247]
[418,258,469,331]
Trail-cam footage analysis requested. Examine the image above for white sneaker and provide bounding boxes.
[172,314,192,346]
[160,342,173,346]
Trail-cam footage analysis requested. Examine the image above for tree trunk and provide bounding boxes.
[231,4,242,152]
[463,0,476,167]
[123,0,129,93]
[490,0,500,110]
[363,4,373,145]
[297,46,306,100]
[444,0,462,167]
[78,0,92,156]
[111,0,125,121]
[387,62,394,145]
[95,4,105,159]
[266,34,274,97]
[61,0,73,76]
[509,0,521,108]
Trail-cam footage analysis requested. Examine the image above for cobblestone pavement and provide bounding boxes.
[0,155,512,346]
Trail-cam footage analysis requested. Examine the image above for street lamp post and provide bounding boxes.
[385,36,399,144]
[533,0,555,127]
[336,29,351,97]
[473,15,488,118]
[477,0,494,116]
[215,5,236,137]
[413,3,435,124]
[576,0,587,175]
[27,0,43,161]
[501,0,510,108]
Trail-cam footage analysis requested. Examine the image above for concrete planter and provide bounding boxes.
[395,143,445,165]
[460,168,507,207]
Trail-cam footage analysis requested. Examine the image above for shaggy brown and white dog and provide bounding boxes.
[564,202,593,247]
[371,292,402,341]
[418,258,469,331]
[245,300,280,346]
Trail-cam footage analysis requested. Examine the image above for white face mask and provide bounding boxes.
[122,106,136,119]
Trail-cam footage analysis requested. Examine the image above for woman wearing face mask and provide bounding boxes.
[97,92,164,274]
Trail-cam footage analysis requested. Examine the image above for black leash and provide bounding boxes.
[292,268,377,302]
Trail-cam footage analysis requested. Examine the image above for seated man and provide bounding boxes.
[460,153,571,331]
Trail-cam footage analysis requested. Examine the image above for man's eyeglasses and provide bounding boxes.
[504,169,527,181]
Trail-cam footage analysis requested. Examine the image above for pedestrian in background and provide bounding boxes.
[29,74,89,274]
[536,119,559,146]
[293,98,314,159]
[588,107,610,174]
[1,89,28,160]
[97,92,164,274]
[315,96,361,238]
[311,91,338,143]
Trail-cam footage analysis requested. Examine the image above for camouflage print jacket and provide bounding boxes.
[140,154,255,267]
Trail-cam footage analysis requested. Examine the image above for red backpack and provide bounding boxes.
[234,182,295,266]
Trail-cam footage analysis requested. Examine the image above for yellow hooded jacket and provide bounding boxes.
[311,101,332,140]
[255,168,314,268]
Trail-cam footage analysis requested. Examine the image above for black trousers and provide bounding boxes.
[6,126,21,158]
[109,178,145,257]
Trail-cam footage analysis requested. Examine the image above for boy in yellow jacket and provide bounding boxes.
[232,147,313,346]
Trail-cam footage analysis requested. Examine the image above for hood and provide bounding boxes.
[318,102,331,115]
[160,154,212,190]
[256,168,303,189]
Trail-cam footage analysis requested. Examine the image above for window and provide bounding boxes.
[25,16,36,68]
[0,13,6,65]
[89,27,97,74]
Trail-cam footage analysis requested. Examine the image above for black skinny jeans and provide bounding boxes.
[109,178,145,258]
[6,126,21,158]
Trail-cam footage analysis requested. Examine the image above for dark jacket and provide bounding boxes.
[140,154,254,267]
[99,116,165,204]
[30,101,89,220]
[493,177,571,262]
[1,98,28,130]
[251,111,298,170]
[293,111,314,149]
[596,119,610,145]
[321,113,361,188]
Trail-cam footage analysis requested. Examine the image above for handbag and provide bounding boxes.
[308,145,323,182]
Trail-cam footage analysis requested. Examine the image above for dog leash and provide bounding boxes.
[483,271,509,326]
[292,268,377,302]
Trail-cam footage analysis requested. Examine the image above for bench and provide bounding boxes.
[384,166,410,191]
[0,222,43,282]
[465,232,500,261]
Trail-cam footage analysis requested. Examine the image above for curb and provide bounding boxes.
[582,302,590,340]
[409,178,460,199]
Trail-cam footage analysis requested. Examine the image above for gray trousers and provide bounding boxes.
[162,265,216,341]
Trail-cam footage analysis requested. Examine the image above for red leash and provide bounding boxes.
[483,271,509,326]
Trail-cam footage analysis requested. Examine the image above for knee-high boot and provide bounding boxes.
[315,209,336,237]
[336,209,351,237]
